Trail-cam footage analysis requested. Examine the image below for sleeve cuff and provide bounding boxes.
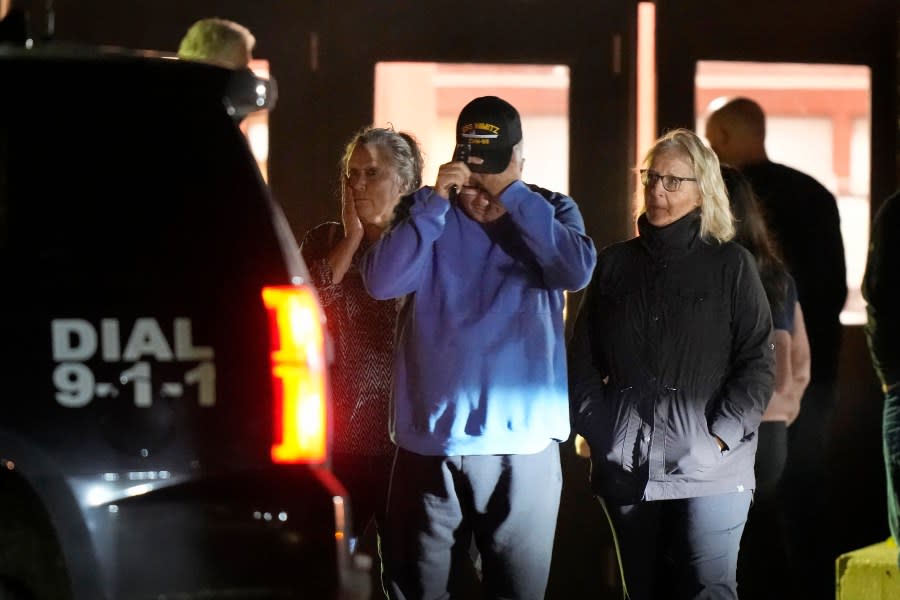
[409,187,451,216]
[497,180,531,213]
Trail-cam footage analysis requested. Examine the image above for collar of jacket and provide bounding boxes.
[637,208,702,260]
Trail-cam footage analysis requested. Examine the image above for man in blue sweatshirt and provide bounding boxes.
[361,96,596,599]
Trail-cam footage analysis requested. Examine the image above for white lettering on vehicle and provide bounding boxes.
[51,318,216,408]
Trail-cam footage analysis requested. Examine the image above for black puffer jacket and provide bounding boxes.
[569,211,774,504]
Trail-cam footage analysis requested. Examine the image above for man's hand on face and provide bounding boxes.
[457,186,507,224]
[434,148,522,223]
[467,151,523,199]
[434,160,471,200]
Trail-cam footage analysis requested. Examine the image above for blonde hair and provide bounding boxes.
[177,18,255,69]
[639,128,735,243]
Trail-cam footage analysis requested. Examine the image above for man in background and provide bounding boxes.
[706,97,847,599]
[177,18,275,134]
[177,17,255,69]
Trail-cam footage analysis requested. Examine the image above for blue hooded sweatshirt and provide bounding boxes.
[360,181,596,456]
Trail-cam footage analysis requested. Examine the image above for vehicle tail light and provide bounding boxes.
[262,285,329,464]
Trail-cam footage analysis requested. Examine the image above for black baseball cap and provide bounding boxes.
[455,96,522,174]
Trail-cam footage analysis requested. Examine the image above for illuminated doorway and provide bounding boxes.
[695,61,871,325]
[374,62,570,194]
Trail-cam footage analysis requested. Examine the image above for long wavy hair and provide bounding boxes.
[721,163,788,317]
[339,126,424,228]
[639,128,735,243]
[339,126,424,196]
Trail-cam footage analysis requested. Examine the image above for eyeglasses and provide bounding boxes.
[640,169,697,192]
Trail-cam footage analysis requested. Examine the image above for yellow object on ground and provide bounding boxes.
[836,538,900,600]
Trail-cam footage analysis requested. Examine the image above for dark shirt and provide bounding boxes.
[742,160,847,383]
[772,273,798,334]
[862,191,900,388]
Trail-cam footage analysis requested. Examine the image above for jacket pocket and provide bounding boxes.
[582,386,640,473]
[667,414,724,475]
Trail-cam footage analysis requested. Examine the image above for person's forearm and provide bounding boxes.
[709,260,775,447]
[360,189,449,300]
[500,183,596,291]
[326,233,362,284]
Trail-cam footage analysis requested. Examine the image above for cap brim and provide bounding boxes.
[469,147,512,174]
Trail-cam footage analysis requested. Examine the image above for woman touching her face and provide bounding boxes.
[300,126,424,595]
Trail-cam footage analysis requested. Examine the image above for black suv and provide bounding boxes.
[0,47,366,599]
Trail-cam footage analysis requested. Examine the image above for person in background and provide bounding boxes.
[705,97,846,598]
[0,0,27,46]
[569,129,774,600]
[301,126,424,598]
[177,17,255,69]
[722,164,811,494]
[177,18,275,131]
[863,190,900,567]
[361,96,596,600]
[722,164,811,600]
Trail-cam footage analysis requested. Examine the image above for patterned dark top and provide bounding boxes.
[301,222,396,456]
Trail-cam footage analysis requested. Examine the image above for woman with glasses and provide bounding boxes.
[300,126,423,597]
[568,128,775,600]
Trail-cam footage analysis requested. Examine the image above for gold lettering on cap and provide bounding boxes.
[461,123,501,135]
[474,122,501,134]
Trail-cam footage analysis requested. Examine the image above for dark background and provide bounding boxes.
[12,1,900,597]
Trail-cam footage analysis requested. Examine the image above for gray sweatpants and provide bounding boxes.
[382,442,562,600]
